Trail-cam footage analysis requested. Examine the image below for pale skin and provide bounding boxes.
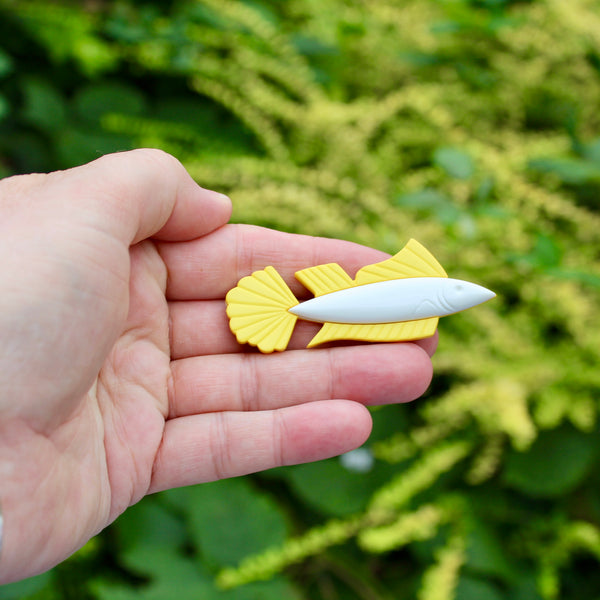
[0,149,436,583]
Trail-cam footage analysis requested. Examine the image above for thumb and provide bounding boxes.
[56,148,232,244]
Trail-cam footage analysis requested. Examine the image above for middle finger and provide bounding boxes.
[169,342,433,418]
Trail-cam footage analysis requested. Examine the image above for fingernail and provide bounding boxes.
[216,192,231,204]
[205,190,231,206]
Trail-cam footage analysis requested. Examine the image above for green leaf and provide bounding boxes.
[0,93,9,121]
[503,425,599,498]
[1,131,53,172]
[0,48,13,78]
[548,267,600,290]
[454,576,505,600]
[292,34,339,57]
[473,175,495,203]
[395,189,463,224]
[113,495,187,556]
[93,562,300,600]
[528,157,600,185]
[506,233,563,271]
[0,571,52,600]
[74,82,147,124]
[396,188,450,209]
[56,126,133,168]
[370,404,411,441]
[151,100,258,155]
[433,147,475,179]
[224,578,303,600]
[582,137,600,165]
[279,456,396,517]
[92,548,217,600]
[531,234,562,269]
[465,520,517,582]
[72,37,120,77]
[508,573,546,600]
[165,478,289,568]
[21,77,67,133]
[285,459,370,516]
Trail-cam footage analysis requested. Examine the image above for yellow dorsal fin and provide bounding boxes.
[295,263,354,297]
[355,239,447,286]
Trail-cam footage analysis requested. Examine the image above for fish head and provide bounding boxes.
[442,278,496,313]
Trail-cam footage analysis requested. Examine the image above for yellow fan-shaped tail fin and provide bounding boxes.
[226,266,299,353]
[307,317,439,348]
[355,239,447,285]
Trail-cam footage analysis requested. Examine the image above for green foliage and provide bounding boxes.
[1,0,599,598]
[503,425,600,498]
[167,478,290,568]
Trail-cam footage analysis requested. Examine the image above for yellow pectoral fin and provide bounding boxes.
[355,239,447,285]
[295,263,354,296]
[307,317,439,348]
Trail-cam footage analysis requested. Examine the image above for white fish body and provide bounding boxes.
[289,277,495,324]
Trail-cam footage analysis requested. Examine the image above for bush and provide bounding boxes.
[1,1,599,599]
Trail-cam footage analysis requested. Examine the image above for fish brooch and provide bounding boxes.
[226,239,495,353]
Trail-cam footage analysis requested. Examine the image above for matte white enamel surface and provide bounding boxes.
[288,277,495,324]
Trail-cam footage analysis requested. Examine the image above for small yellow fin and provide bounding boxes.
[226,266,299,353]
[295,263,354,297]
[355,239,447,285]
[307,317,439,348]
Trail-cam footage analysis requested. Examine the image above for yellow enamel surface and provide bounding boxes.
[307,317,439,347]
[225,266,299,353]
[294,263,354,296]
[354,239,447,285]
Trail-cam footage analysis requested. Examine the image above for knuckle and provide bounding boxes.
[133,148,183,173]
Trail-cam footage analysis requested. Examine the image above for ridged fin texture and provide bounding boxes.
[307,317,439,348]
[294,263,354,296]
[355,239,447,285]
[226,266,299,353]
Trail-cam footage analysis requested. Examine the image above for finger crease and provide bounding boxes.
[272,410,287,467]
[167,360,180,419]
[210,412,232,480]
[167,307,174,359]
[326,350,339,400]
[239,354,261,412]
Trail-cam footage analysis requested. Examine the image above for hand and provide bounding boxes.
[0,149,436,583]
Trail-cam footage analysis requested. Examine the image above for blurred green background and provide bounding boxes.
[1,0,599,599]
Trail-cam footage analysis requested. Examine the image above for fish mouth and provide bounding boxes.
[469,283,496,307]
[443,280,496,314]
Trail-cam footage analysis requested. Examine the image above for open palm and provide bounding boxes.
[0,150,435,583]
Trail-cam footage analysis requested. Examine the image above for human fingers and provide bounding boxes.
[416,330,438,357]
[148,400,372,492]
[49,148,231,244]
[157,223,389,300]
[169,343,432,418]
[168,299,439,357]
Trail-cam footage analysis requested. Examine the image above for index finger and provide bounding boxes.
[157,223,390,300]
